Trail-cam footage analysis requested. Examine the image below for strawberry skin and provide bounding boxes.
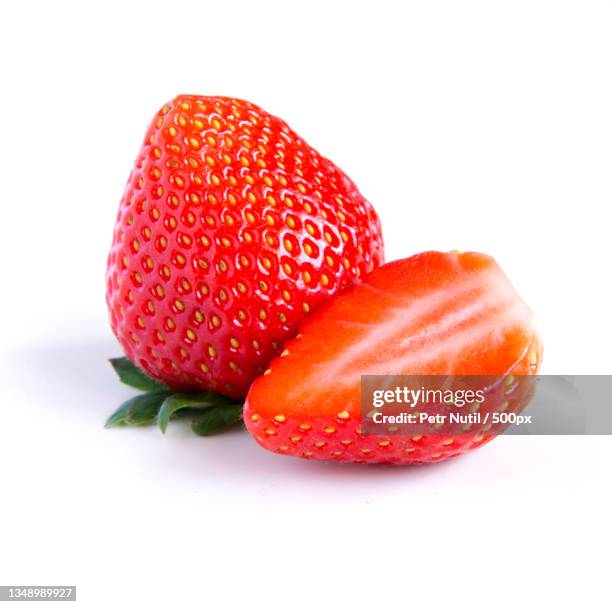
[244,251,542,464]
[106,95,384,398]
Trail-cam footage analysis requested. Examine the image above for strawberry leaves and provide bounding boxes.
[191,404,243,436]
[105,391,170,428]
[106,357,243,435]
[158,392,233,433]
[109,357,165,391]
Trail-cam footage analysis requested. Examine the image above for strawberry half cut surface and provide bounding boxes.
[244,251,542,464]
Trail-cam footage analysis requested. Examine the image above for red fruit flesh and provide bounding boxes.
[106,95,384,398]
[244,251,542,464]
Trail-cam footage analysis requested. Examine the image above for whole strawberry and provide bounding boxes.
[106,95,384,399]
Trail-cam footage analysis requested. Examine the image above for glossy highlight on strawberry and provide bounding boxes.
[106,95,384,398]
[244,251,542,464]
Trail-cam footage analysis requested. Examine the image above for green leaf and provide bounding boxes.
[109,357,166,392]
[191,404,244,436]
[158,392,232,433]
[104,399,133,428]
[105,391,169,428]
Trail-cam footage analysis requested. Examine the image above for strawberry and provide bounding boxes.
[244,251,542,464]
[106,95,384,400]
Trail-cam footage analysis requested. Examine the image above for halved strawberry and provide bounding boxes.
[244,251,542,464]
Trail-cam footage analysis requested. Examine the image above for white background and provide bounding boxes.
[1,1,610,605]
